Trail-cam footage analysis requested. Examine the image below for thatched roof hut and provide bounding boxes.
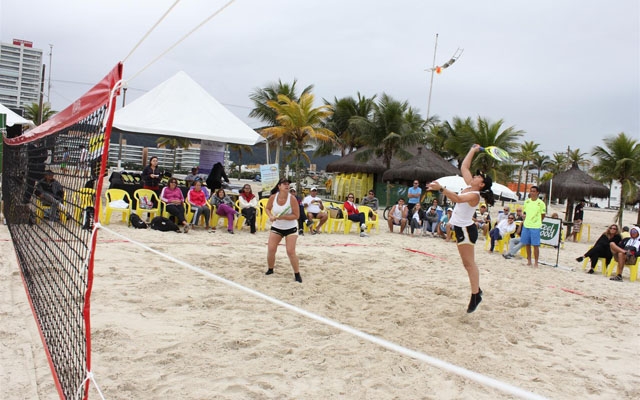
[539,162,610,225]
[382,147,459,184]
[538,163,610,200]
[326,146,420,175]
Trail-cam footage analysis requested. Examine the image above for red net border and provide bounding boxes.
[4,63,123,400]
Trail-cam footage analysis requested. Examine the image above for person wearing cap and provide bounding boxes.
[35,170,65,221]
[185,167,199,187]
[427,144,495,313]
[265,178,302,283]
[302,187,328,234]
[521,186,546,267]
[609,226,640,281]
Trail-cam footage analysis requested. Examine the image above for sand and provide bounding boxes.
[1,186,639,399]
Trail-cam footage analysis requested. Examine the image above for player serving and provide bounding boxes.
[427,144,494,313]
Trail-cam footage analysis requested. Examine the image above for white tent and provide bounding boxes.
[113,71,263,145]
[0,103,35,127]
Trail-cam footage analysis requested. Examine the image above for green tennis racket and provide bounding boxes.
[480,146,512,163]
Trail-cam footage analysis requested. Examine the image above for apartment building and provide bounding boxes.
[0,39,43,110]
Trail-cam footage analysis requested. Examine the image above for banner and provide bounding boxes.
[540,217,562,247]
[260,164,279,193]
[200,140,226,174]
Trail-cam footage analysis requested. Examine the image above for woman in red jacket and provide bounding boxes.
[344,192,368,237]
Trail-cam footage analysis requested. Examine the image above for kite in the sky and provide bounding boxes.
[431,48,464,74]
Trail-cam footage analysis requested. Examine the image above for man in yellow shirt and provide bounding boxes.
[521,186,546,267]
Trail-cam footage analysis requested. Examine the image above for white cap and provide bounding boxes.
[310,187,317,191]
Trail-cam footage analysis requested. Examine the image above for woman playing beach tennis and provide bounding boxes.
[427,145,494,313]
[265,178,302,283]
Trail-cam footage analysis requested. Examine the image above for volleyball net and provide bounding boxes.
[2,63,122,400]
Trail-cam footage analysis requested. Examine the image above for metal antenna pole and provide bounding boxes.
[117,87,127,169]
[47,44,53,103]
[425,33,439,123]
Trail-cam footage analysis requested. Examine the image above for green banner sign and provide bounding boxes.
[540,217,562,246]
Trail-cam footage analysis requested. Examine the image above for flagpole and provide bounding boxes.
[425,33,439,123]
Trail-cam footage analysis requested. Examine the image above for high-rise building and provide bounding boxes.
[0,39,43,111]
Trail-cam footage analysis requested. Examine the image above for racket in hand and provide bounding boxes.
[479,146,512,163]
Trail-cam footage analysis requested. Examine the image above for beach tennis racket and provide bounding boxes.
[479,146,512,163]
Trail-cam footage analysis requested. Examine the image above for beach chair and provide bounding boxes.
[133,189,160,221]
[102,189,132,225]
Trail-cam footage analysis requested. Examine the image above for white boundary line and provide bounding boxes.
[98,224,549,400]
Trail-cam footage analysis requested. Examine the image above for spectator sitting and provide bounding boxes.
[301,187,328,234]
[620,226,630,239]
[160,177,190,233]
[576,224,621,274]
[387,198,408,234]
[473,203,491,237]
[488,213,517,252]
[344,192,368,237]
[609,226,640,281]
[423,203,440,236]
[35,170,65,221]
[187,180,212,232]
[210,188,237,234]
[239,184,258,234]
[437,208,453,241]
[360,189,379,221]
[497,205,511,224]
[409,202,426,237]
[185,167,200,187]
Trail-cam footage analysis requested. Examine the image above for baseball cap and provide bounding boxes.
[311,187,317,191]
[447,208,453,212]
[480,203,486,208]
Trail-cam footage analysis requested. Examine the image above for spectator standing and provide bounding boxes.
[521,186,546,267]
[407,180,422,212]
[141,156,162,194]
[568,200,585,242]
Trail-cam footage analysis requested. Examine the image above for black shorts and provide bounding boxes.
[454,224,478,245]
[270,226,298,237]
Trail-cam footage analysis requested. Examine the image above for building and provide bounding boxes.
[0,39,43,110]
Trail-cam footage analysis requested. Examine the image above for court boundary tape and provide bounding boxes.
[98,224,549,400]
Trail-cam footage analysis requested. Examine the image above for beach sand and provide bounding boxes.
[1,188,639,399]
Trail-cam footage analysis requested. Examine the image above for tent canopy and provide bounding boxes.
[113,71,263,145]
[0,103,35,127]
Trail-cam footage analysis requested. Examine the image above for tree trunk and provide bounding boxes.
[617,186,625,227]
[516,161,524,195]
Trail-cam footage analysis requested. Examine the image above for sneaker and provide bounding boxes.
[587,268,594,274]
[576,256,584,262]
[306,219,313,227]
[610,275,623,281]
[360,223,366,230]
[183,224,190,233]
[502,254,513,259]
[227,229,234,234]
[360,232,368,237]
[298,229,304,236]
[208,228,215,233]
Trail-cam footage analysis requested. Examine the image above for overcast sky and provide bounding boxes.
[1,0,638,157]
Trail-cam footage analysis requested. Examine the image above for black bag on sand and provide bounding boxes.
[129,213,148,229]
[149,216,179,232]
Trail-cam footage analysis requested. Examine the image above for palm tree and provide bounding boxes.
[318,92,376,157]
[228,143,253,180]
[249,79,314,166]
[548,152,570,175]
[156,136,192,172]
[566,147,591,170]
[591,132,640,225]
[447,117,523,183]
[514,141,539,196]
[23,102,56,125]
[354,93,424,169]
[530,153,551,184]
[262,93,336,190]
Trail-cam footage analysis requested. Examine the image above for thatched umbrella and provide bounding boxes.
[539,162,610,233]
[326,146,421,175]
[381,147,459,184]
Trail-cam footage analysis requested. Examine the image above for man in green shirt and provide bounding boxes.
[521,186,546,267]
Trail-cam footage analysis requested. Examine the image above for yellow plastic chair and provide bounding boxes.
[72,188,95,223]
[185,200,212,227]
[324,203,345,233]
[235,199,260,231]
[257,198,270,231]
[133,189,160,220]
[102,189,132,225]
[358,205,379,234]
[581,252,611,276]
[211,204,231,230]
[605,255,639,282]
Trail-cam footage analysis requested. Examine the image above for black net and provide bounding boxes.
[2,63,121,400]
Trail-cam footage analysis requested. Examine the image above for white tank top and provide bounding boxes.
[271,193,298,230]
[449,191,480,227]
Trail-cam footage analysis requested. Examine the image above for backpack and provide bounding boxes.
[149,216,179,232]
[129,213,148,229]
